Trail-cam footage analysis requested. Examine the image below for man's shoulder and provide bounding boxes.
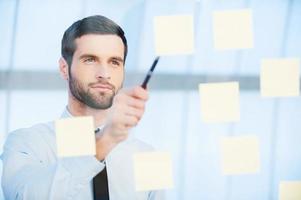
[5,121,55,147]
[9,121,54,137]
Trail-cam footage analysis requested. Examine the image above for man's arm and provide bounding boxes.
[1,132,104,200]
[2,86,149,199]
[95,86,149,161]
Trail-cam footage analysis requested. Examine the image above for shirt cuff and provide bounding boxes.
[60,155,105,185]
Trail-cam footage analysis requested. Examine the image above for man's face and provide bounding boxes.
[68,34,125,109]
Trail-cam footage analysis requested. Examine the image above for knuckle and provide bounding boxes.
[143,90,149,100]
[134,86,141,95]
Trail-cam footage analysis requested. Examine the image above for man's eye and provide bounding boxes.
[111,60,120,66]
[84,57,95,63]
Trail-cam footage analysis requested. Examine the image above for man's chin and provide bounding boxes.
[86,101,112,110]
[84,91,114,109]
[89,97,113,109]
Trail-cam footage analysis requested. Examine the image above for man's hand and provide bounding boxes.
[95,86,148,161]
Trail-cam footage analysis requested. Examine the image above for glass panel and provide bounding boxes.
[0,91,6,150]
[0,91,7,199]
[240,0,289,75]
[14,0,82,70]
[133,91,186,199]
[0,0,16,69]
[286,1,301,58]
[8,90,67,132]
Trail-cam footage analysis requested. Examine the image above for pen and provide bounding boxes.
[141,56,160,89]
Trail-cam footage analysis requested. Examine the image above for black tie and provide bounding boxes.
[93,167,109,200]
[93,128,109,200]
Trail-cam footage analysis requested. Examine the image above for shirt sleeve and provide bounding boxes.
[148,190,166,200]
[1,130,104,200]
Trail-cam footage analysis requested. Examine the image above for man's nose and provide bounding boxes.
[96,64,111,80]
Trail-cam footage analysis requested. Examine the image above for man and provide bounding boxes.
[1,15,164,200]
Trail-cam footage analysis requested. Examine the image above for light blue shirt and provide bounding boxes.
[1,109,165,200]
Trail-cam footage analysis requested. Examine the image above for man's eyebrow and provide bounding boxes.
[110,57,124,63]
[79,54,98,60]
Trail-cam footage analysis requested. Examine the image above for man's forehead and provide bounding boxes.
[74,34,124,57]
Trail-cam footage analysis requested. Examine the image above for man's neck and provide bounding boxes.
[67,95,109,128]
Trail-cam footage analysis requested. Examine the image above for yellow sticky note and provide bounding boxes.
[213,9,254,50]
[220,136,260,175]
[260,58,300,97]
[55,116,96,157]
[133,152,174,191]
[199,82,240,123]
[154,15,194,55]
[279,181,301,200]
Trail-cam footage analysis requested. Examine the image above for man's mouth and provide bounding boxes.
[90,83,114,92]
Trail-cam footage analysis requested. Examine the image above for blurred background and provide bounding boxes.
[1,0,301,199]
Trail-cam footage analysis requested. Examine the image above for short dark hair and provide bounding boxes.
[61,15,128,67]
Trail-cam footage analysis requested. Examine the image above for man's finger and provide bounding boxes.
[126,97,145,110]
[125,106,144,121]
[123,86,149,101]
[123,115,139,127]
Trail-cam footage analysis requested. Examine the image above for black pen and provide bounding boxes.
[141,57,160,89]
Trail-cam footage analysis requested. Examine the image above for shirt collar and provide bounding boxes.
[60,107,72,119]
[61,106,105,131]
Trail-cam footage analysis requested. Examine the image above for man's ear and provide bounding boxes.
[59,57,69,80]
